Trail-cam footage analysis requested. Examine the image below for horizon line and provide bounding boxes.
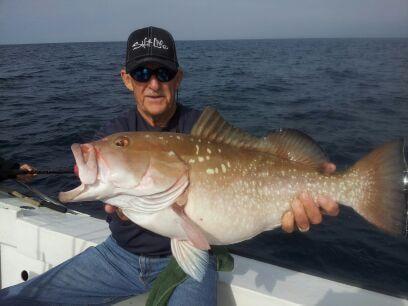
[1,35,407,47]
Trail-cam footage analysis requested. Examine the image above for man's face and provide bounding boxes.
[122,63,183,118]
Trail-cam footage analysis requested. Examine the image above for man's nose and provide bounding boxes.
[147,74,160,90]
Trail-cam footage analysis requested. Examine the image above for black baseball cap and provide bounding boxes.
[125,26,179,74]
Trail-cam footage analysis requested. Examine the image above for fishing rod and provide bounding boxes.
[1,166,77,213]
[10,168,74,176]
[13,180,69,213]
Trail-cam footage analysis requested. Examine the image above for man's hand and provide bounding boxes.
[16,163,36,182]
[105,204,129,221]
[281,162,340,233]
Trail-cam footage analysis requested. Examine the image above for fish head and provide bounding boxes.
[59,133,151,203]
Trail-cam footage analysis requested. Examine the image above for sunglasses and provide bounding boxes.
[130,66,177,83]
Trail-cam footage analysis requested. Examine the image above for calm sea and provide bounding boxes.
[0,38,407,298]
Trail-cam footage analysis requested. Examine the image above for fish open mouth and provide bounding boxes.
[58,143,98,203]
[72,143,98,185]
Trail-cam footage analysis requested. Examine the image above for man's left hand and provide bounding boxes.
[281,162,340,233]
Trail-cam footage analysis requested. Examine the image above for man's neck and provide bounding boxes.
[137,103,177,128]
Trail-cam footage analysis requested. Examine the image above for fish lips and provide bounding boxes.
[59,183,85,203]
[72,143,98,185]
[58,143,99,203]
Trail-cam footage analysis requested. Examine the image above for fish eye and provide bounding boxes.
[114,136,129,147]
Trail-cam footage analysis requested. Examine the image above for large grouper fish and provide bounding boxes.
[59,107,407,281]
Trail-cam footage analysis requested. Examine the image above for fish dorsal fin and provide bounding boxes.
[192,107,329,168]
[191,107,260,148]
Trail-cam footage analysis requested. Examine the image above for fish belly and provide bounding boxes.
[184,156,358,245]
[185,173,291,245]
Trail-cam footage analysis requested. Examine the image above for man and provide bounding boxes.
[0,26,339,305]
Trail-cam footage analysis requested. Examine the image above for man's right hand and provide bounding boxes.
[17,164,37,182]
[104,204,129,220]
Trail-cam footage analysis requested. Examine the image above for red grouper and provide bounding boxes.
[59,107,407,281]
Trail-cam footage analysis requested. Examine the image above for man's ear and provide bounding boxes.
[175,68,184,90]
[121,69,134,91]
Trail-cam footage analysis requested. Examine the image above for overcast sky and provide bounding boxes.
[0,0,407,44]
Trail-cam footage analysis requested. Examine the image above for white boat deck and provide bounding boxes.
[0,192,406,306]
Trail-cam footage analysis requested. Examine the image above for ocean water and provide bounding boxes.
[0,38,407,298]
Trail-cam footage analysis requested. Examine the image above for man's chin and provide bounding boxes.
[144,101,169,116]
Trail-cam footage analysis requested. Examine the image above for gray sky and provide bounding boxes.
[0,0,407,44]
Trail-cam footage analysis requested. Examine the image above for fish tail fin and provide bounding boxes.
[350,139,407,236]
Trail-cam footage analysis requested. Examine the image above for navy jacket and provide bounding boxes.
[0,157,19,181]
[95,104,201,256]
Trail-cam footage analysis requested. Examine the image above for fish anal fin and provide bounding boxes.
[172,204,210,250]
[171,238,209,282]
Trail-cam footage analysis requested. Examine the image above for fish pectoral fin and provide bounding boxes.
[172,204,210,250]
[171,239,209,282]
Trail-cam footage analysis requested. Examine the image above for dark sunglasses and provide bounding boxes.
[130,66,177,83]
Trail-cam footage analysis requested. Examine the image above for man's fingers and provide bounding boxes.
[20,164,36,173]
[320,162,336,175]
[299,192,322,225]
[104,204,117,214]
[316,195,339,216]
[16,164,37,182]
[104,204,129,220]
[281,210,295,233]
[20,164,36,175]
[291,198,310,232]
[116,208,129,220]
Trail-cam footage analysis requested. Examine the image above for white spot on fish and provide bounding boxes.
[207,148,211,154]
[221,164,227,173]
[206,156,210,160]
[198,157,204,162]
[159,136,164,140]
[189,159,195,164]
[168,151,175,156]
[176,136,181,140]
[218,148,221,153]
[227,161,231,168]
[206,168,215,174]
[195,145,200,155]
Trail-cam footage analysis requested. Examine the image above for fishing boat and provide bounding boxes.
[0,190,406,306]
